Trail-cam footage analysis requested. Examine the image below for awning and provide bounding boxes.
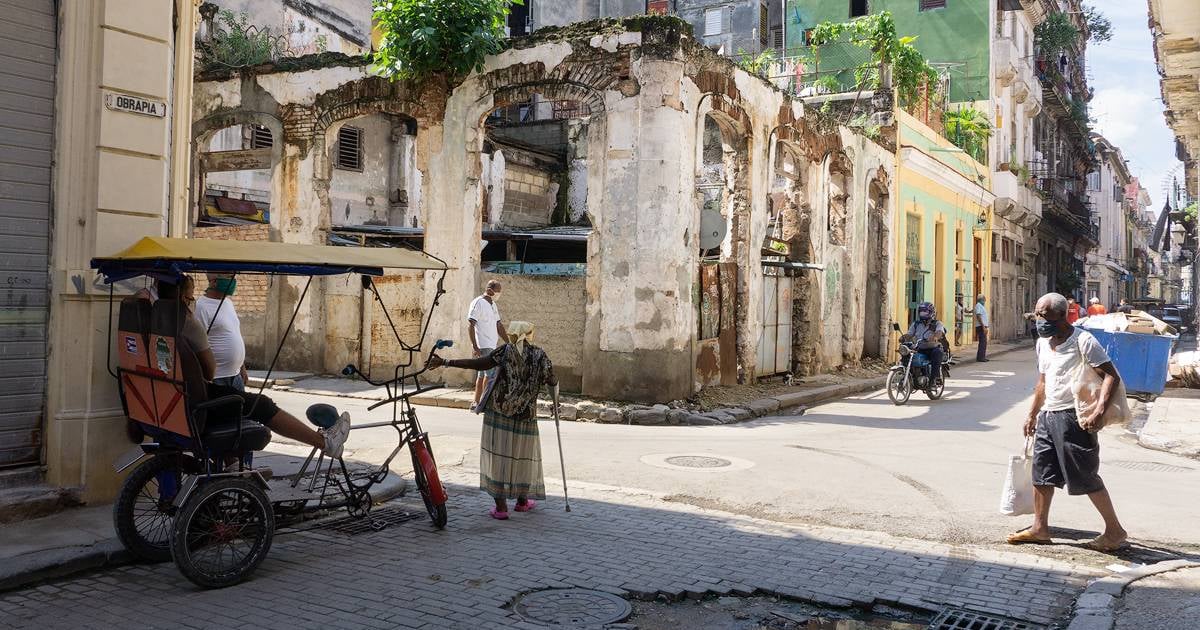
[1103,260,1132,276]
[91,236,446,282]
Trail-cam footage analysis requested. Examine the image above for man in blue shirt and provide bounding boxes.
[974,294,991,362]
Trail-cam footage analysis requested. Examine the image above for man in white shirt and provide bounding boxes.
[1007,292,1126,552]
[973,294,990,362]
[193,273,248,391]
[468,280,507,412]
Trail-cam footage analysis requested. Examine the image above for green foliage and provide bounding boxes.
[808,12,938,105]
[1055,269,1082,296]
[1035,12,1079,57]
[200,10,287,70]
[1184,202,1199,224]
[942,107,992,163]
[736,48,776,78]
[371,0,518,82]
[1083,5,1113,44]
[1069,98,1091,133]
[813,74,843,94]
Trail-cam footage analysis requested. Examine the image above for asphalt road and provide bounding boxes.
[268,347,1200,562]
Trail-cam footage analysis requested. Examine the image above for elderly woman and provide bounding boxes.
[428,322,557,520]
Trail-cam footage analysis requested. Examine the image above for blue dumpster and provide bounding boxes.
[1082,327,1176,396]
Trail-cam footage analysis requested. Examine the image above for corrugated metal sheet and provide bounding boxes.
[757,272,792,377]
[0,0,54,467]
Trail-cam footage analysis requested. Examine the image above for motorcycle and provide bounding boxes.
[886,322,952,405]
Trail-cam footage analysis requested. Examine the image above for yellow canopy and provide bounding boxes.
[92,236,445,280]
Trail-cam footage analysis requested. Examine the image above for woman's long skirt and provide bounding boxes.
[480,408,546,500]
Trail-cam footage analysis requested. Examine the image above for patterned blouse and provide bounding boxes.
[484,343,556,419]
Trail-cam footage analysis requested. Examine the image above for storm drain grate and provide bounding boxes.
[315,506,422,536]
[928,608,1042,630]
[1108,460,1193,473]
[664,455,732,468]
[512,588,632,626]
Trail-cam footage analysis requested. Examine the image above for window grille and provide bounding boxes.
[334,126,363,171]
[705,8,722,36]
[760,3,769,47]
[919,0,947,10]
[850,0,868,17]
[249,124,272,149]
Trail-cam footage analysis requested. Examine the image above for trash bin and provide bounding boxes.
[1082,327,1176,397]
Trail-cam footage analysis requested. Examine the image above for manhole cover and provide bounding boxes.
[314,506,422,536]
[664,455,732,468]
[512,589,632,626]
[929,608,1042,630]
[1108,460,1193,473]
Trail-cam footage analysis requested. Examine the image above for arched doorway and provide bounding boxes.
[862,177,889,359]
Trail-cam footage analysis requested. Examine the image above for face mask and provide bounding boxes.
[1036,318,1058,338]
[214,278,237,296]
[918,312,931,322]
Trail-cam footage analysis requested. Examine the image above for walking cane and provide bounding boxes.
[551,384,571,512]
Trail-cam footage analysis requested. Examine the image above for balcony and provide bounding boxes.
[995,37,1021,88]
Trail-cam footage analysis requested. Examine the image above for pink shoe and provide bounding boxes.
[514,500,537,512]
[489,508,509,520]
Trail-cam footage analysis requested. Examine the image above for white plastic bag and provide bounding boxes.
[999,439,1034,516]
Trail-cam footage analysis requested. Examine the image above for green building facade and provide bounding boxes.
[784,0,991,103]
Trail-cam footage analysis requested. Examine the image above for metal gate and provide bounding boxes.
[756,271,791,377]
[0,0,55,467]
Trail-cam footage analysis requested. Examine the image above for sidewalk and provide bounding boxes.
[1137,389,1200,459]
[1066,560,1200,630]
[0,447,406,593]
[267,337,1036,426]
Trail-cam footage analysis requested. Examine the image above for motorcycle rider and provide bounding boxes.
[906,302,946,385]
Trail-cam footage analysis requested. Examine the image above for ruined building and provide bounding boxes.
[189,17,896,402]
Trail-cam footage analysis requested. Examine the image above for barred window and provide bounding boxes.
[919,0,947,10]
[249,124,272,149]
[334,126,363,171]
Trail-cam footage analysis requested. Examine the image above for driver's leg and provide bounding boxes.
[928,347,944,380]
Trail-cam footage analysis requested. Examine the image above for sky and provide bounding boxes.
[1086,0,1182,213]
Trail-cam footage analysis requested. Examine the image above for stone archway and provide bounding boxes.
[190,111,285,234]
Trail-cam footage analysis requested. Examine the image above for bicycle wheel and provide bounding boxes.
[886,369,911,405]
[113,454,192,562]
[171,477,274,589]
[411,438,448,529]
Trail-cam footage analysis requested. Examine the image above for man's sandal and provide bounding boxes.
[1006,530,1052,545]
[1082,537,1127,553]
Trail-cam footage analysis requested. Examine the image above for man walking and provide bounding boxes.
[954,295,965,347]
[468,280,507,412]
[194,272,247,391]
[974,294,990,362]
[1008,292,1127,552]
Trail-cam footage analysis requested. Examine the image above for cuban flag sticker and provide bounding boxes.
[124,336,137,354]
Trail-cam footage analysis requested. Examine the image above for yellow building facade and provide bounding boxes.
[892,109,994,352]
[0,1,198,501]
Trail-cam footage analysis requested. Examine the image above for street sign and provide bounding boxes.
[104,92,165,118]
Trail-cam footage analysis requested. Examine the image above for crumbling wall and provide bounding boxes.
[481,273,586,391]
[367,273,426,377]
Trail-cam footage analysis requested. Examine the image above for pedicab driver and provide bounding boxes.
[158,278,350,459]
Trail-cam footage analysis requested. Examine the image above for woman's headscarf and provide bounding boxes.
[505,321,535,372]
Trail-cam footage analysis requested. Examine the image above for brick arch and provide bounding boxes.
[308,76,441,149]
[193,110,284,147]
[476,59,620,116]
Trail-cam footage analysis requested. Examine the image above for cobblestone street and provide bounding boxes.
[0,467,1099,629]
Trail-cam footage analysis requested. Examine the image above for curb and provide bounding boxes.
[1135,396,1200,460]
[0,474,409,594]
[1066,560,1200,630]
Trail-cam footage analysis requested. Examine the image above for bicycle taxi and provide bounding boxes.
[92,236,452,588]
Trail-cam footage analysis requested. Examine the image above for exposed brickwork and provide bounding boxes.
[192,224,271,316]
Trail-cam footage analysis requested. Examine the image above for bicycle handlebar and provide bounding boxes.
[342,339,455,387]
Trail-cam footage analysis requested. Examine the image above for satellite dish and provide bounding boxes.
[700,206,727,250]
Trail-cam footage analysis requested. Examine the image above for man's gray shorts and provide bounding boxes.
[476,347,496,379]
[1033,408,1105,496]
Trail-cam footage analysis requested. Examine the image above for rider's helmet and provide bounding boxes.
[917,302,936,322]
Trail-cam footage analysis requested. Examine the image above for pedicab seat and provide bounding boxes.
[116,296,272,454]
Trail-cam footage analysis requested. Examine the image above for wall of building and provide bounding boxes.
[328,114,395,226]
[43,0,198,501]
[785,0,990,103]
[893,109,994,352]
[677,0,768,55]
[206,0,371,54]
[480,273,587,391]
[366,272,426,377]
